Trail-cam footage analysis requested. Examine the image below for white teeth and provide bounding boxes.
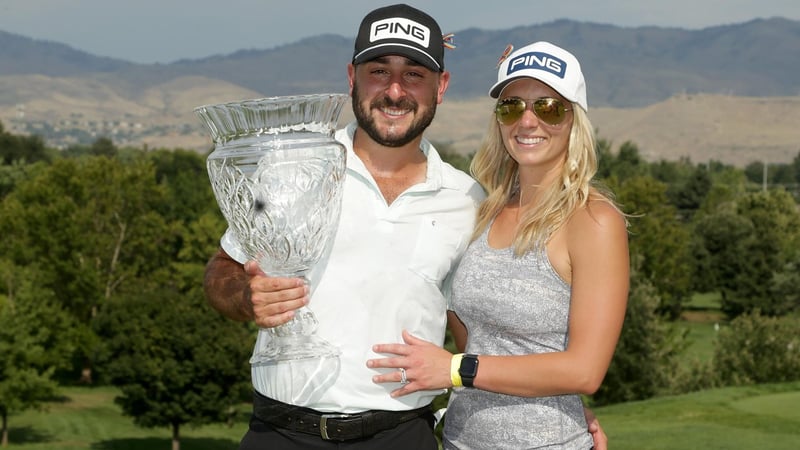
[517,136,545,145]
[381,107,408,117]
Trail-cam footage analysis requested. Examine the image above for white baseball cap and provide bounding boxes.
[489,41,588,111]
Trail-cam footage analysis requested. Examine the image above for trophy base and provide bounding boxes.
[250,335,341,364]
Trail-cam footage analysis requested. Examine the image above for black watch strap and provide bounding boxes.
[458,354,479,388]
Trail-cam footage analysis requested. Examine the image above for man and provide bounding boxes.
[204,4,606,449]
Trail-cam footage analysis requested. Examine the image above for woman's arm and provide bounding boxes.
[473,201,629,396]
[368,201,629,398]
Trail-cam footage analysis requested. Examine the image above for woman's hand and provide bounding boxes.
[367,329,454,397]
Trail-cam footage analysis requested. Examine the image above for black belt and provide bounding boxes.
[252,391,431,441]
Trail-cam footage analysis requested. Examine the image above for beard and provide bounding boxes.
[351,82,438,148]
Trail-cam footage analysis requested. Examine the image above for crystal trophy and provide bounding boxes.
[195,94,348,364]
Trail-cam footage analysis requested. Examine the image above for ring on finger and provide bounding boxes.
[399,368,409,384]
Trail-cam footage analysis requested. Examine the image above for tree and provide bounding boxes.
[176,212,227,273]
[745,160,797,190]
[729,189,800,316]
[0,160,46,200]
[93,201,245,450]
[94,280,253,450]
[714,311,800,385]
[433,141,474,175]
[692,189,800,317]
[0,155,176,382]
[0,262,76,447]
[690,209,754,308]
[697,164,749,215]
[0,122,53,165]
[592,262,687,405]
[89,137,118,158]
[743,160,764,186]
[793,151,800,183]
[669,165,712,219]
[147,149,217,223]
[602,141,648,182]
[613,175,693,317]
[649,156,707,218]
[594,137,614,180]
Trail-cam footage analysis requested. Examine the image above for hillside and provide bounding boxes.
[1,75,797,166]
[1,18,799,165]
[590,94,800,165]
[416,94,800,166]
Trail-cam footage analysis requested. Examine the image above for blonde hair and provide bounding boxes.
[469,104,621,256]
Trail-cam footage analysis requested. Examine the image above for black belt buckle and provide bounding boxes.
[319,413,353,440]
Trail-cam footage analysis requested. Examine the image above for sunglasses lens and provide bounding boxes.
[495,98,526,125]
[495,97,568,126]
[533,98,567,125]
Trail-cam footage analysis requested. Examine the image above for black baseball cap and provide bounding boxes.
[352,4,444,72]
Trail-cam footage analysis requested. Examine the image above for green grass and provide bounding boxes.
[678,319,721,361]
[686,292,723,310]
[680,291,726,361]
[4,386,245,450]
[5,294,793,449]
[595,381,800,449]
[5,382,800,450]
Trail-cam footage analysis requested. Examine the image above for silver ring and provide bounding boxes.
[399,368,408,384]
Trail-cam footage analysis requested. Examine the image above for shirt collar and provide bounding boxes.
[339,121,454,191]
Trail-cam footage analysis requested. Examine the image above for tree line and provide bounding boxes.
[1,121,799,448]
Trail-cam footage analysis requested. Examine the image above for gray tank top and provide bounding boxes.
[443,226,593,449]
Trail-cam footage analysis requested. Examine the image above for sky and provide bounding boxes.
[1,0,799,64]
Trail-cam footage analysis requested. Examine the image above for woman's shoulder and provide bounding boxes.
[567,197,628,239]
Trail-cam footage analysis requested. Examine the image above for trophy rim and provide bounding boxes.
[192,93,350,114]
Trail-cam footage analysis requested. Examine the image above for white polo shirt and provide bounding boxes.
[221,121,484,413]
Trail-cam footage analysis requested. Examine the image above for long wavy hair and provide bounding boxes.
[469,104,623,256]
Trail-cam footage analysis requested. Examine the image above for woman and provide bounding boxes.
[367,41,629,449]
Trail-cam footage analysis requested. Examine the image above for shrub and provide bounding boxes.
[713,311,800,385]
[592,275,688,405]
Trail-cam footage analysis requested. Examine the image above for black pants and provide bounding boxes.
[239,412,438,450]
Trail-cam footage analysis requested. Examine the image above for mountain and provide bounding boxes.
[0,30,134,76]
[3,18,800,106]
[1,18,799,164]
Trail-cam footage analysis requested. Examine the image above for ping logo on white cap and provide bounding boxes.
[507,51,567,79]
[370,17,430,47]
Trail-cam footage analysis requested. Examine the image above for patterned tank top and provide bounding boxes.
[443,226,593,449]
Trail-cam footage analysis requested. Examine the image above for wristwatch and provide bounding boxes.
[458,354,479,388]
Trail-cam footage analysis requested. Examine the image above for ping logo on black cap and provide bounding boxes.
[507,52,567,79]
[370,17,430,47]
[353,4,444,71]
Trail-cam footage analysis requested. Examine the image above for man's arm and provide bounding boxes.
[204,248,310,328]
[204,248,254,322]
[446,310,468,352]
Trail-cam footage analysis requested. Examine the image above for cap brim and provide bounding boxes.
[353,44,441,72]
[489,75,584,111]
[488,77,522,98]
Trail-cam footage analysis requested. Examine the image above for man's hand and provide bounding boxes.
[245,261,309,328]
[584,406,607,450]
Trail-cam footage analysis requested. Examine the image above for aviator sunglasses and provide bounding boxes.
[494,96,572,126]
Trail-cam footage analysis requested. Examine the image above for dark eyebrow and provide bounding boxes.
[369,55,427,68]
